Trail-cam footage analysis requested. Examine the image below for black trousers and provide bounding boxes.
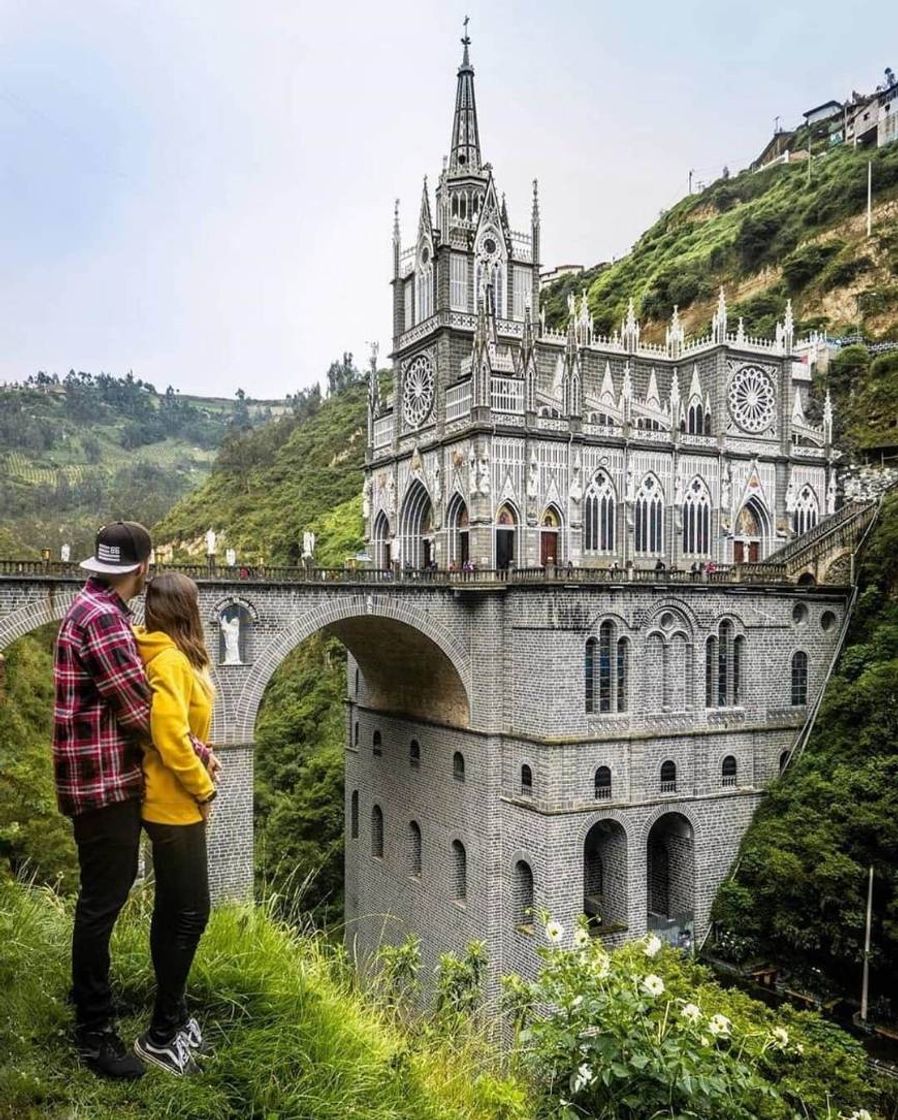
[143,819,210,1043]
[72,798,143,1034]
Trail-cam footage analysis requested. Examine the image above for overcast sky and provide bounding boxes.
[1,1,893,398]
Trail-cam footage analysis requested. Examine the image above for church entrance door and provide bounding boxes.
[733,501,765,564]
[495,504,517,570]
[733,541,759,564]
[540,532,558,567]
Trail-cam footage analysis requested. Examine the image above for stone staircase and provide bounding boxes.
[765,497,879,583]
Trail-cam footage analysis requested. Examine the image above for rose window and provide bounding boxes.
[727,366,775,433]
[402,355,435,428]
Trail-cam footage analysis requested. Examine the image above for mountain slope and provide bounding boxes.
[542,140,898,342]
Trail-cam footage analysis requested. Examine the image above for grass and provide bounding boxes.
[0,878,530,1120]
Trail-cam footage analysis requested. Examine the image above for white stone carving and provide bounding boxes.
[221,612,242,665]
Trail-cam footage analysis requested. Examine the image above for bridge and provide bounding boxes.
[0,521,871,985]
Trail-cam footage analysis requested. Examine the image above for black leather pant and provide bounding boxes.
[143,820,210,1043]
[72,799,142,1034]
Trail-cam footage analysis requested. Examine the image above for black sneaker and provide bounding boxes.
[134,1030,199,1076]
[77,1028,145,1080]
[181,1017,210,1057]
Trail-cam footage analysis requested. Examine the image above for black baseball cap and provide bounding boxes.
[80,521,153,574]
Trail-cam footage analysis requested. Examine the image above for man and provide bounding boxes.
[53,521,217,1079]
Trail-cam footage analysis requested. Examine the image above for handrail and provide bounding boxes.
[0,558,846,590]
[764,499,874,565]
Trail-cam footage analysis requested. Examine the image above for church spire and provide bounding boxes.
[449,18,481,174]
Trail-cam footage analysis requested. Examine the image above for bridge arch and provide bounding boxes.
[0,589,77,649]
[228,594,472,741]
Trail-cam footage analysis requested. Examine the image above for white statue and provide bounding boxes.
[674,470,684,507]
[302,531,316,560]
[386,475,396,515]
[477,454,491,497]
[362,478,372,521]
[569,451,582,504]
[61,543,71,562]
[625,463,635,503]
[826,471,837,514]
[221,611,242,665]
[225,548,236,567]
[432,464,442,509]
[205,529,217,556]
[720,463,732,511]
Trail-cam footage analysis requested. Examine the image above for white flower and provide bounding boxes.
[795,1042,805,1055]
[642,974,665,998]
[592,953,611,979]
[643,933,663,958]
[847,1111,872,1120]
[771,1026,789,1047]
[573,927,590,948]
[680,1002,701,1023]
[545,920,564,943]
[708,1013,731,1037]
[571,1063,595,1093]
[570,995,583,1008]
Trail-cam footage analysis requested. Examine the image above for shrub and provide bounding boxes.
[782,242,843,293]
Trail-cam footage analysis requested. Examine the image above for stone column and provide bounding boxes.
[207,742,255,903]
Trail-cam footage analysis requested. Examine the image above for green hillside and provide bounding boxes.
[0,372,269,557]
[542,139,898,343]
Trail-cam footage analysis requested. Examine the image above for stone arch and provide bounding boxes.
[229,595,472,741]
[645,809,695,943]
[582,817,629,933]
[645,597,702,635]
[0,589,76,649]
[821,549,852,584]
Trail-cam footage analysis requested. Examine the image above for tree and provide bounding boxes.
[326,352,361,396]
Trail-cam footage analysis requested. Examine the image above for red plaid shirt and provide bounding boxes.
[53,578,151,816]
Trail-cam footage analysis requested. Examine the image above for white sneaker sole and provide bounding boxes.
[133,1037,197,1077]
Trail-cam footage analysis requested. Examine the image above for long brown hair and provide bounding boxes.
[144,572,210,669]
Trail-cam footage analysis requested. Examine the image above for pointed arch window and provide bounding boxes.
[682,477,712,556]
[634,475,664,554]
[687,401,704,435]
[583,471,616,553]
[594,766,612,800]
[371,805,384,859]
[452,839,467,902]
[791,651,808,706]
[792,486,819,536]
[416,259,433,321]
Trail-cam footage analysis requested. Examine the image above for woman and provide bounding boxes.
[132,572,217,1077]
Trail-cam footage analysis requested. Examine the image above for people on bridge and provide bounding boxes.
[133,572,218,1077]
[52,521,219,1081]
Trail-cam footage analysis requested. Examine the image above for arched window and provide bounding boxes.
[635,475,664,554]
[598,621,613,712]
[409,739,420,769]
[409,820,422,877]
[371,805,384,858]
[373,730,382,757]
[583,471,616,553]
[706,623,743,708]
[687,401,704,435]
[705,635,717,707]
[617,637,629,712]
[514,860,534,928]
[791,651,808,706]
[354,668,359,694]
[350,790,359,839]
[353,721,359,748]
[452,839,467,902]
[594,766,612,800]
[792,486,819,537]
[453,751,465,781]
[721,755,737,787]
[660,759,677,793]
[682,477,711,556]
[372,511,391,570]
[521,764,533,797]
[779,750,791,774]
[416,261,433,321]
[585,638,597,713]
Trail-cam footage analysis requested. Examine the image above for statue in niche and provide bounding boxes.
[720,463,732,512]
[431,465,442,525]
[569,461,582,505]
[362,477,372,520]
[826,471,836,514]
[785,475,798,514]
[527,453,539,500]
[220,609,243,665]
[477,453,491,497]
[385,474,396,515]
[625,463,635,503]
[674,469,684,507]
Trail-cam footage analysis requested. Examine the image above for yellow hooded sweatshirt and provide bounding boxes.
[133,626,216,825]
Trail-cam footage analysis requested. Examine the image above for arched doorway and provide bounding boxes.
[446,493,470,568]
[495,504,517,571]
[399,480,433,570]
[646,812,694,947]
[733,497,769,563]
[372,511,391,570]
[583,819,628,935]
[540,507,562,567]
